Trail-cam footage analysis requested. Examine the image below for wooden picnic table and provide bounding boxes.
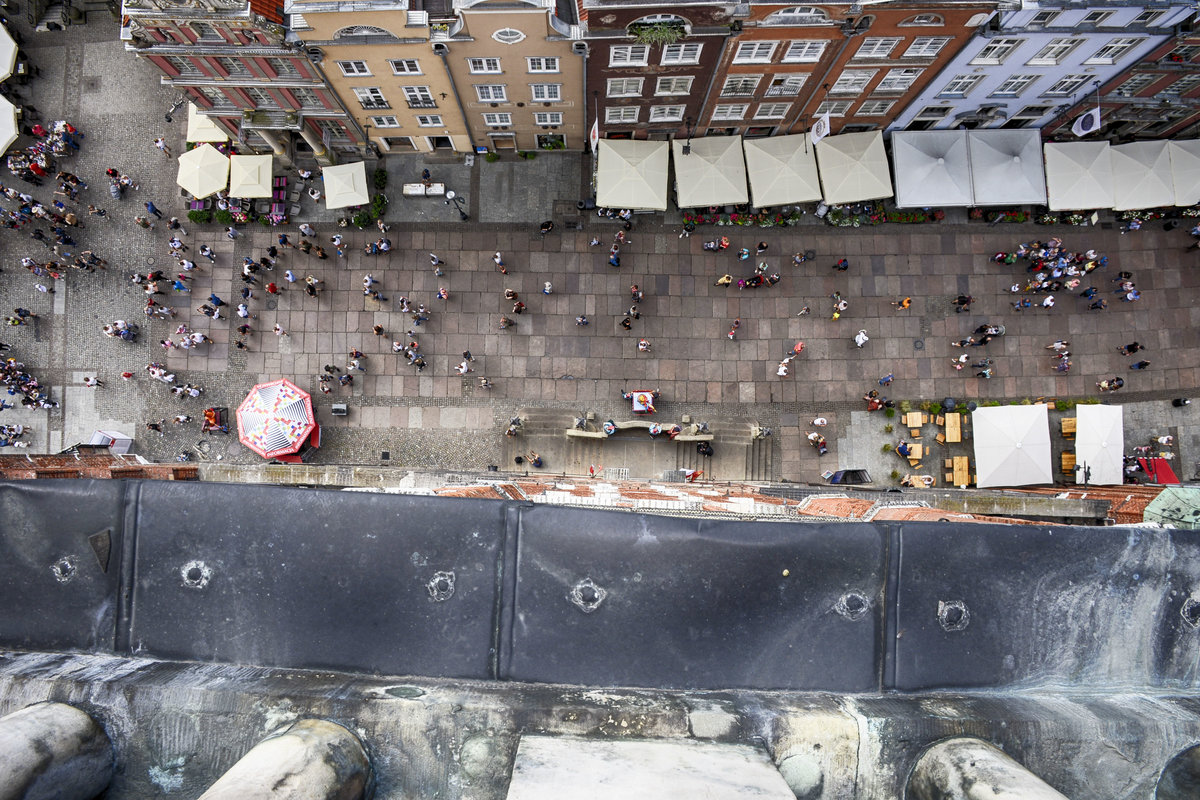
[945,412,962,443]
[952,455,970,486]
[1061,417,1077,437]
[904,411,925,428]
[906,442,924,465]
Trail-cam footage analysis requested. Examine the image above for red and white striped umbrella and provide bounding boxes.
[236,378,316,459]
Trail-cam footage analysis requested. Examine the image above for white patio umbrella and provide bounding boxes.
[1043,142,1112,211]
[0,95,17,156]
[1074,404,1124,486]
[971,404,1053,489]
[1110,141,1173,211]
[228,154,273,198]
[323,161,369,210]
[671,136,748,208]
[176,143,229,199]
[815,131,893,205]
[1168,139,1200,206]
[967,130,1047,206]
[596,139,669,211]
[891,130,971,208]
[742,135,821,207]
[186,103,229,143]
[0,24,16,83]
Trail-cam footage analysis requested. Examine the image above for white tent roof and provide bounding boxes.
[1111,141,1174,211]
[0,96,16,157]
[1168,139,1200,206]
[228,154,273,198]
[596,139,669,211]
[1074,404,1124,486]
[967,130,1047,206]
[186,103,229,143]
[971,404,1053,489]
[815,131,893,205]
[742,135,821,207]
[891,130,972,208]
[672,136,749,208]
[1044,142,1112,211]
[323,161,369,210]
[0,24,16,83]
[176,143,229,199]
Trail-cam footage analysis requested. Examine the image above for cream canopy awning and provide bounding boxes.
[228,154,273,198]
[742,135,821,207]
[815,131,893,205]
[0,96,16,156]
[323,161,370,210]
[0,24,16,83]
[1111,141,1174,211]
[596,139,669,211]
[1168,139,1200,206]
[971,404,1053,489]
[1044,142,1112,211]
[1074,404,1124,486]
[891,130,972,208]
[176,143,229,199]
[671,136,749,208]
[186,103,230,143]
[967,130,1047,206]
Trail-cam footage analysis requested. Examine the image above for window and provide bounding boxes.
[991,74,1038,97]
[830,69,875,95]
[914,105,949,119]
[605,106,639,123]
[190,22,220,39]
[853,37,901,59]
[527,57,559,73]
[530,83,561,102]
[1117,73,1158,95]
[766,75,807,96]
[353,87,389,109]
[215,56,249,76]
[468,58,501,74]
[655,76,693,95]
[938,74,981,97]
[610,45,649,66]
[402,86,435,108]
[900,14,943,26]
[1042,74,1089,97]
[493,28,526,44]
[289,88,321,108]
[857,100,894,116]
[165,56,200,76]
[483,113,512,126]
[972,38,1022,65]
[534,111,562,125]
[636,13,686,24]
[1028,10,1059,26]
[721,75,761,96]
[662,43,702,65]
[315,120,344,139]
[783,40,826,63]
[649,105,685,122]
[416,115,443,127]
[336,60,370,76]
[712,104,748,120]
[1167,74,1200,95]
[334,25,391,38]
[475,84,507,102]
[1168,45,1200,61]
[734,41,777,64]
[244,88,277,107]
[814,100,852,116]
[1027,38,1083,66]
[267,57,299,76]
[904,37,951,58]
[1086,37,1140,65]
[754,103,790,119]
[1133,10,1162,25]
[1080,11,1112,25]
[876,67,923,93]
[765,6,829,26]
[371,116,400,127]
[390,59,421,75]
[607,78,643,97]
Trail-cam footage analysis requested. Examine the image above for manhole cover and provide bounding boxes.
[913,339,925,351]
[266,300,278,310]
[381,451,390,460]
[82,77,100,92]
[146,256,155,266]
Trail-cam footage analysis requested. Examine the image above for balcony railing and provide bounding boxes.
[359,100,391,110]
[720,88,757,97]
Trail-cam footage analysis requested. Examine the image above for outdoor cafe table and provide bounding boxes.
[945,412,962,443]
[952,456,970,486]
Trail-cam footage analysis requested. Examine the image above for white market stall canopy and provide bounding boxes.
[816,131,893,205]
[967,129,1047,206]
[228,154,273,198]
[1044,142,1112,211]
[671,136,749,208]
[1168,139,1200,206]
[323,160,369,210]
[971,404,1053,489]
[186,103,229,143]
[1110,141,1174,211]
[891,130,972,208]
[176,143,229,199]
[741,135,821,207]
[1074,404,1124,486]
[0,95,16,157]
[596,139,669,211]
[0,24,16,83]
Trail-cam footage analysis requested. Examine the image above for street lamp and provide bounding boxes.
[681,116,695,156]
[445,190,469,221]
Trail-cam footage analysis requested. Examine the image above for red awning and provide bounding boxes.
[1138,457,1180,485]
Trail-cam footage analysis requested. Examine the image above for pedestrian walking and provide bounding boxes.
[273,324,287,337]
[225,226,240,240]
[637,338,652,352]
[832,258,848,271]
[954,295,973,313]
[145,201,163,219]
[1130,360,1151,370]
[134,215,153,230]
[493,252,507,274]
[199,244,216,262]
[543,281,553,295]
[854,329,869,348]
[430,253,444,266]
[576,315,588,326]
[154,137,172,157]
[879,373,894,386]
[82,376,103,387]
[1119,342,1143,355]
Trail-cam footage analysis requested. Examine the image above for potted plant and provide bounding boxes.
[629,20,684,46]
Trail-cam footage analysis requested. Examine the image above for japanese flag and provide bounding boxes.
[589,118,599,154]
[810,111,831,146]
[1071,107,1101,138]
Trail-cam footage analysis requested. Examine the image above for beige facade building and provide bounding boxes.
[441,0,585,152]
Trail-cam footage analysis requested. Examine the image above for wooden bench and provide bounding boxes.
[614,420,654,430]
[1062,451,1076,474]
[674,434,715,442]
[401,182,447,197]
[564,429,607,439]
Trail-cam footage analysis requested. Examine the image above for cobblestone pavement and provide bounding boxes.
[2,18,1198,483]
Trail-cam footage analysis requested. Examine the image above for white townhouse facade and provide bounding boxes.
[888,0,1194,132]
